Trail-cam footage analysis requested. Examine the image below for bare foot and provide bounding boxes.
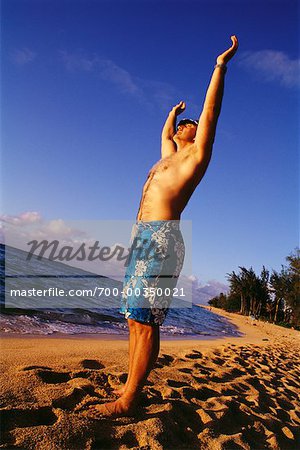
[83,398,136,419]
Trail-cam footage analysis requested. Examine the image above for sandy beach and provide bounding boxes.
[1,306,299,450]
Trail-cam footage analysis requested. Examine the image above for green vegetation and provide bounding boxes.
[208,248,300,329]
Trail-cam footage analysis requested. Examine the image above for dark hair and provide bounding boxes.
[177,118,198,128]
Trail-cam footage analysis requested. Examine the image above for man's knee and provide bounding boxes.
[128,319,159,336]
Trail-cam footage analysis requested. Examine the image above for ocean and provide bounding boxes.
[0,244,241,338]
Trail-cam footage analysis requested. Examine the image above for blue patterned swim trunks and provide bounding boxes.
[120,220,185,325]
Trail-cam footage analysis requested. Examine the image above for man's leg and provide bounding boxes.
[113,319,137,396]
[123,319,160,397]
[86,319,160,417]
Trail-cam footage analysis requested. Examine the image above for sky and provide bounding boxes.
[1,0,299,286]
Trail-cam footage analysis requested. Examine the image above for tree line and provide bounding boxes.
[208,248,300,329]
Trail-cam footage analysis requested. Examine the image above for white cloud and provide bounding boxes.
[10,48,36,65]
[0,212,85,242]
[1,211,42,226]
[59,50,180,109]
[60,51,141,96]
[42,219,74,237]
[239,50,300,88]
[98,59,141,95]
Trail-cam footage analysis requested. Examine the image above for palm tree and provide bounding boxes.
[270,268,288,323]
[256,266,270,317]
[227,266,269,318]
[227,270,249,315]
[285,248,300,326]
[265,301,275,322]
[225,248,299,326]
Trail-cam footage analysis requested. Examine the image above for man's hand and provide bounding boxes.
[171,101,186,117]
[216,35,238,65]
[161,101,186,157]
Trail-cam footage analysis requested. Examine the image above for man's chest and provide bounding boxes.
[149,150,197,181]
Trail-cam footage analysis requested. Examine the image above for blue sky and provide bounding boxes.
[1,0,299,285]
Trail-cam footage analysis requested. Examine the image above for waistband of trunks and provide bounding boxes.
[135,220,181,231]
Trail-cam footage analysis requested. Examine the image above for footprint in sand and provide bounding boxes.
[1,406,57,436]
[52,387,87,410]
[277,397,295,411]
[209,399,253,435]
[211,356,226,365]
[193,386,221,401]
[184,351,203,360]
[71,369,94,379]
[18,362,126,417]
[178,367,193,374]
[36,369,71,384]
[156,354,174,367]
[167,399,203,435]
[166,379,190,388]
[192,375,209,384]
[79,359,104,370]
[192,363,211,375]
[210,367,246,383]
[21,366,71,384]
[21,365,52,371]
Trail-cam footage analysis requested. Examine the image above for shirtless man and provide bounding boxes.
[86,35,238,418]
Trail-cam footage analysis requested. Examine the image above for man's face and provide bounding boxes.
[175,123,198,142]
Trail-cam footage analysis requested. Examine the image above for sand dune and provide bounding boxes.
[1,307,299,449]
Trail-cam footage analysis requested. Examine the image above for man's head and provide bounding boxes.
[174,118,198,143]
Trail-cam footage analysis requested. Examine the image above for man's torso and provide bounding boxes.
[137,146,205,221]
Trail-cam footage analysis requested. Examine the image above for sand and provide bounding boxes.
[1,306,299,450]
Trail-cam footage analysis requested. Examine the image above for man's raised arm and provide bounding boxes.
[161,101,185,158]
[194,36,238,165]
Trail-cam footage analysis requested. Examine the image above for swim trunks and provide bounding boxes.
[120,220,185,325]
